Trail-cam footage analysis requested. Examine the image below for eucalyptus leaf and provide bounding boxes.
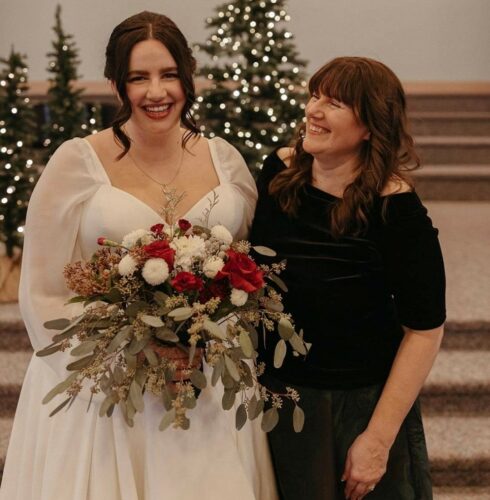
[293,405,305,433]
[119,400,134,427]
[274,339,287,368]
[203,319,226,340]
[42,372,78,404]
[235,403,247,430]
[180,416,190,430]
[253,245,277,257]
[222,389,236,410]
[188,343,196,366]
[107,403,116,418]
[135,367,148,387]
[127,336,150,356]
[211,357,224,387]
[129,380,145,412]
[143,346,159,366]
[224,355,240,382]
[113,365,125,385]
[247,395,258,420]
[240,361,254,387]
[183,393,197,409]
[239,331,254,358]
[261,407,279,432]
[124,349,137,370]
[66,295,86,304]
[52,324,82,343]
[241,320,258,349]
[253,398,265,420]
[269,273,288,292]
[141,315,165,328]
[126,300,147,319]
[107,325,132,354]
[221,372,235,389]
[36,343,62,357]
[190,369,207,390]
[289,332,307,355]
[104,288,123,304]
[168,307,193,322]
[66,354,95,371]
[161,386,173,411]
[265,299,284,313]
[85,319,113,329]
[155,327,179,343]
[48,396,72,417]
[153,291,169,306]
[278,317,294,341]
[44,318,71,330]
[159,408,176,431]
[70,340,97,357]
[99,394,116,417]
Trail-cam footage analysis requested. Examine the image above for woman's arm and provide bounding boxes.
[343,324,444,499]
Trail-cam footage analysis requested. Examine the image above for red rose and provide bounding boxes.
[150,223,165,235]
[178,219,192,232]
[143,240,175,269]
[171,272,204,293]
[216,250,264,293]
[97,237,106,246]
[199,280,230,303]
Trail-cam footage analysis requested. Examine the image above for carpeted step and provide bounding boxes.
[415,136,490,165]
[414,165,490,201]
[434,487,490,499]
[407,93,490,113]
[410,111,490,137]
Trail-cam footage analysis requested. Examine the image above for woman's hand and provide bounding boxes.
[342,430,390,499]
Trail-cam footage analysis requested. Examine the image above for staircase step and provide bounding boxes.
[414,165,490,201]
[434,487,490,500]
[426,416,490,487]
[415,136,490,165]
[407,93,490,113]
[411,112,490,137]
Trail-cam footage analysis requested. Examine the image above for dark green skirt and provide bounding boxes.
[264,376,433,500]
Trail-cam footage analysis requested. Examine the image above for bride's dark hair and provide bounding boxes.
[269,56,420,238]
[104,11,200,158]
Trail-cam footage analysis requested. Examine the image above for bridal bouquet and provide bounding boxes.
[37,219,308,432]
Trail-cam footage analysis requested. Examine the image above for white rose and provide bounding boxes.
[122,229,153,249]
[210,225,233,245]
[203,256,225,278]
[118,254,138,276]
[230,288,248,307]
[142,258,169,286]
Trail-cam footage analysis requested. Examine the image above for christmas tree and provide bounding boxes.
[0,49,38,257]
[43,4,86,159]
[196,0,308,172]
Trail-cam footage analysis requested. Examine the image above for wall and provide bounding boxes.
[0,0,489,82]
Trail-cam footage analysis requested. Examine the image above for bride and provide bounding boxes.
[0,11,278,500]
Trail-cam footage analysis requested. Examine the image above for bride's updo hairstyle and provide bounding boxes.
[269,56,420,238]
[104,11,200,157]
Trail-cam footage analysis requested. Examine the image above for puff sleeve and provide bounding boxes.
[19,138,102,379]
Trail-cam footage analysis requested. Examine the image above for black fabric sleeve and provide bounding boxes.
[380,193,446,331]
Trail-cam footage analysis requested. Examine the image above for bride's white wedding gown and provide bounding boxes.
[0,137,278,500]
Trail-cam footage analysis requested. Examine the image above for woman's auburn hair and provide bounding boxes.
[104,11,200,158]
[269,56,420,238]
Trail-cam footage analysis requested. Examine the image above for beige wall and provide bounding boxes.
[1,0,489,81]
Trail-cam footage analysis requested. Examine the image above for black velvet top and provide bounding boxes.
[250,151,446,390]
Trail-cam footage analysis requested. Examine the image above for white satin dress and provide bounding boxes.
[0,137,278,500]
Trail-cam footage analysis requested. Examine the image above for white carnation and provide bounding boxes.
[171,235,207,271]
[118,254,138,276]
[142,258,169,286]
[203,256,225,278]
[122,229,154,249]
[210,225,233,245]
[230,288,248,307]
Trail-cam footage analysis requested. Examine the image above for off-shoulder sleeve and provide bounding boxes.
[380,193,446,331]
[210,137,258,240]
[19,138,102,379]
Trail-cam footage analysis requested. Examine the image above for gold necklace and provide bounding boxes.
[127,147,185,189]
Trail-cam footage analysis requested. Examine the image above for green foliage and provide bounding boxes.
[196,0,308,173]
[43,4,87,160]
[0,48,38,257]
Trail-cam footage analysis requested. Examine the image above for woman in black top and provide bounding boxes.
[250,57,445,500]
